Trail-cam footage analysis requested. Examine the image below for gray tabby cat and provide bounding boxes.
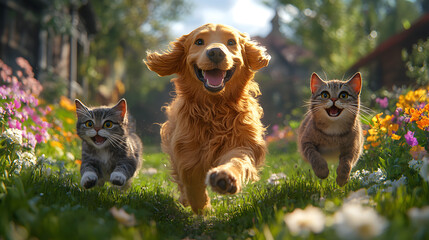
[75,98,143,189]
[298,72,364,186]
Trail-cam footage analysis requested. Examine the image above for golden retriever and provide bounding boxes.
[144,23,270,213]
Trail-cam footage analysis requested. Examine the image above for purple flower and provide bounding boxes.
[25,131,37,149]
[395,107,403,116]
[376,97,389,108]
[272,124,279,132]
[404,131,418,147]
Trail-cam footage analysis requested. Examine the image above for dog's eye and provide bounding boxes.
[195,39,204,45]
[227,39,236,46]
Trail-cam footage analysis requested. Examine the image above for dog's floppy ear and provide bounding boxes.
[144,35,187,76]
[241,33,271,71]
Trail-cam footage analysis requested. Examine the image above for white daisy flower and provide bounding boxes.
[267,173,287,185]
[408,159,423,172]
[2,128,23,145]
[419,157,429,182]
[16,151,37,168]
[284,205,325,236]
[408,206,429,227]
[334,203,388,239]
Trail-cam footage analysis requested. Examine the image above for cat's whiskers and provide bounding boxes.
[108,134,127,148]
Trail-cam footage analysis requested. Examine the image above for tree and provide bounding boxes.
[271,0,421,75]
[80,0,189,104]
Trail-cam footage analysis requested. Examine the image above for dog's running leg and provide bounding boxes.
[206,148,258,194]
[183,170,211,214]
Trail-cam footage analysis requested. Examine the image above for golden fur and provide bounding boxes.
[144,24,270,213]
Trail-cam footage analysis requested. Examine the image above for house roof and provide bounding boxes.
[253,11,312,66]
[349,13,429,70]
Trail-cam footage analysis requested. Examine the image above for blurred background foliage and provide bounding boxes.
[24,0,428,145]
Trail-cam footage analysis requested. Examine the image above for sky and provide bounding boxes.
[170,0,275,38]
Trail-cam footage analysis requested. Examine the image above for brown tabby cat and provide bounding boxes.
[297,72,364,186]
[75,98,143,189]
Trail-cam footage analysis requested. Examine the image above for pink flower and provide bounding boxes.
[376,97,389,108]
[14,98,21,109]
[8,119,22,130]
[404,131,418,147]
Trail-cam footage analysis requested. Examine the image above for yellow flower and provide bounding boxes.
[388,123,399,134]
[397,88,428,110]
[65,117,75,125]
[60,96,76,112]
[391,134,401,140]
[367,135,379,142]
[371,113,383,126]
[380,115,393,127]
[50,140,64,150]
[368,128,378,136]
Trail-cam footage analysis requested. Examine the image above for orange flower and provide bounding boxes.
[50,140,64,150]
[391,134,401,140]
[417,116,429,130]
[410,146,427,160]
[75,159,82,165]
[409,108,423,122]
[60,96,76,112]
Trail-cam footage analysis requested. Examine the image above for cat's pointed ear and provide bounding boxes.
[112,98,127,118]
[75,99,89,116]
[310,73,324,94]
[347,72,362,95]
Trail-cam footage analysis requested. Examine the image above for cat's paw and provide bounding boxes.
[312,162,330,179]
[206,169,240,194]
[81,172,98,189]
[336,175,349,187]
[110,172,127,186]
[336,164,351,187]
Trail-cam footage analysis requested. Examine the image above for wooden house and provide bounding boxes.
[0,0,97,99]
[348,13,429,90]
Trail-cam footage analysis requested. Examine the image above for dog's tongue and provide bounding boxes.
[204,69,225,86]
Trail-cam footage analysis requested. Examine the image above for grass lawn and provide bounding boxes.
[1,143,429,240]
[1,59,428,239]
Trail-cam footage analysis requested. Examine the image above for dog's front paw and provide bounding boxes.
[81,171,98,189]
[110,172,127,186]
[206,169,240,194]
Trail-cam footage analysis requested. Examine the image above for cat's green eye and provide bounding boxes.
[84,121,93,128]
[321,91,330,99]
[339,92,349,99]
[103,121,114,129]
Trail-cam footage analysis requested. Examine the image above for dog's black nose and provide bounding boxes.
[206,48,225,64]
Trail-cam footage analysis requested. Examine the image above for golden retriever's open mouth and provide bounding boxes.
[194,65,235,92]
